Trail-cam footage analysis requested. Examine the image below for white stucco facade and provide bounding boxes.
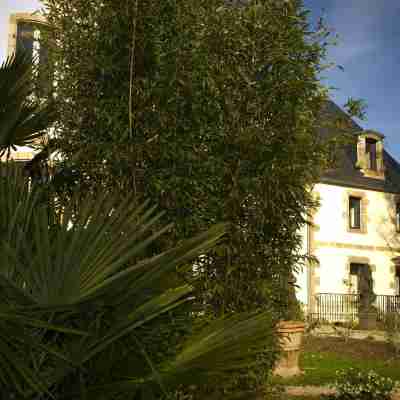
[296,182,400,312]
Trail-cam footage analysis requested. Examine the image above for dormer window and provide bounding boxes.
[356,130,385,180]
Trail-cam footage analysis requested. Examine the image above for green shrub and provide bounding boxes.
[327,368,398,400]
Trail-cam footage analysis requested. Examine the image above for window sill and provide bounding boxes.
[348,227,367,234]
[361,169,385,180]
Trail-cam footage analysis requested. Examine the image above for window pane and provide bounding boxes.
[16,21,52,97]
[350,274,359,293]
[16,22,34,56]
[350,264,361,293]
[396,203,400,232]
[366,138,377,170]
[349,197,361,229]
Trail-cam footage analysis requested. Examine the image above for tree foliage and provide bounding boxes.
[43,0,331,312]
[42,0,337,393]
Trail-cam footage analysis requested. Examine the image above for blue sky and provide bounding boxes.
[304,0,400,159]
[1,0,399,159]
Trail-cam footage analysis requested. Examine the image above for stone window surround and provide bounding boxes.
[344,190,368,234]
[356,131,385,180]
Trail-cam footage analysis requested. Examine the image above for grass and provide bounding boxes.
[273,335,400,387]
[296,352,400,385]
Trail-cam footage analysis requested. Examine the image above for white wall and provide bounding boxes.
[314,247,394,295]
[310,183,399,296]
[314,183,398,250]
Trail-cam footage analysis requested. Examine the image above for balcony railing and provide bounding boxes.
[311,293,400,323]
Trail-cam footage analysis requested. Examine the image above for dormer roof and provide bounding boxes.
[360,130,385,140]
[317,100,400,194]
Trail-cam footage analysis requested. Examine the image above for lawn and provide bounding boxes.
[287,397,317,400]
[274,335,400,387]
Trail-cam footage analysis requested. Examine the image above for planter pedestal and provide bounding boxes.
[359,312,377,330]
[273,321,305,378]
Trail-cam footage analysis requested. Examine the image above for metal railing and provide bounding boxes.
[311,293,400,323]
[376,295,400,318]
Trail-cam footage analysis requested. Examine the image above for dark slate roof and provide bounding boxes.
[318,101,400,194]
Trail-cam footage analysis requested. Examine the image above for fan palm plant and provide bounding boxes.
[0,49,56,159]
[0,168,276,399]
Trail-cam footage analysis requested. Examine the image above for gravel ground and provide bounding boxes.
[286,385,400,399]
[310,325,387,342]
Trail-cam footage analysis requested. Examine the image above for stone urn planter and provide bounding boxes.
[273,321,305,378]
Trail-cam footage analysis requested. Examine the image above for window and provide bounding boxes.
[396,203,400,232]
[16,19,52,97]
[17,22,34,55]
[366,138,377,170]
[349,196,361,230]
[356,132,385,180]
[349,264,361,293]
[350,263,374,297]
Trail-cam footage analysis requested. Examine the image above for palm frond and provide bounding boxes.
[0,171,277,398]
[0,50,56,155]
[87,312,276,399]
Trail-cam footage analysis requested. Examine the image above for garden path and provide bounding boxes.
[286,385,400,399]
